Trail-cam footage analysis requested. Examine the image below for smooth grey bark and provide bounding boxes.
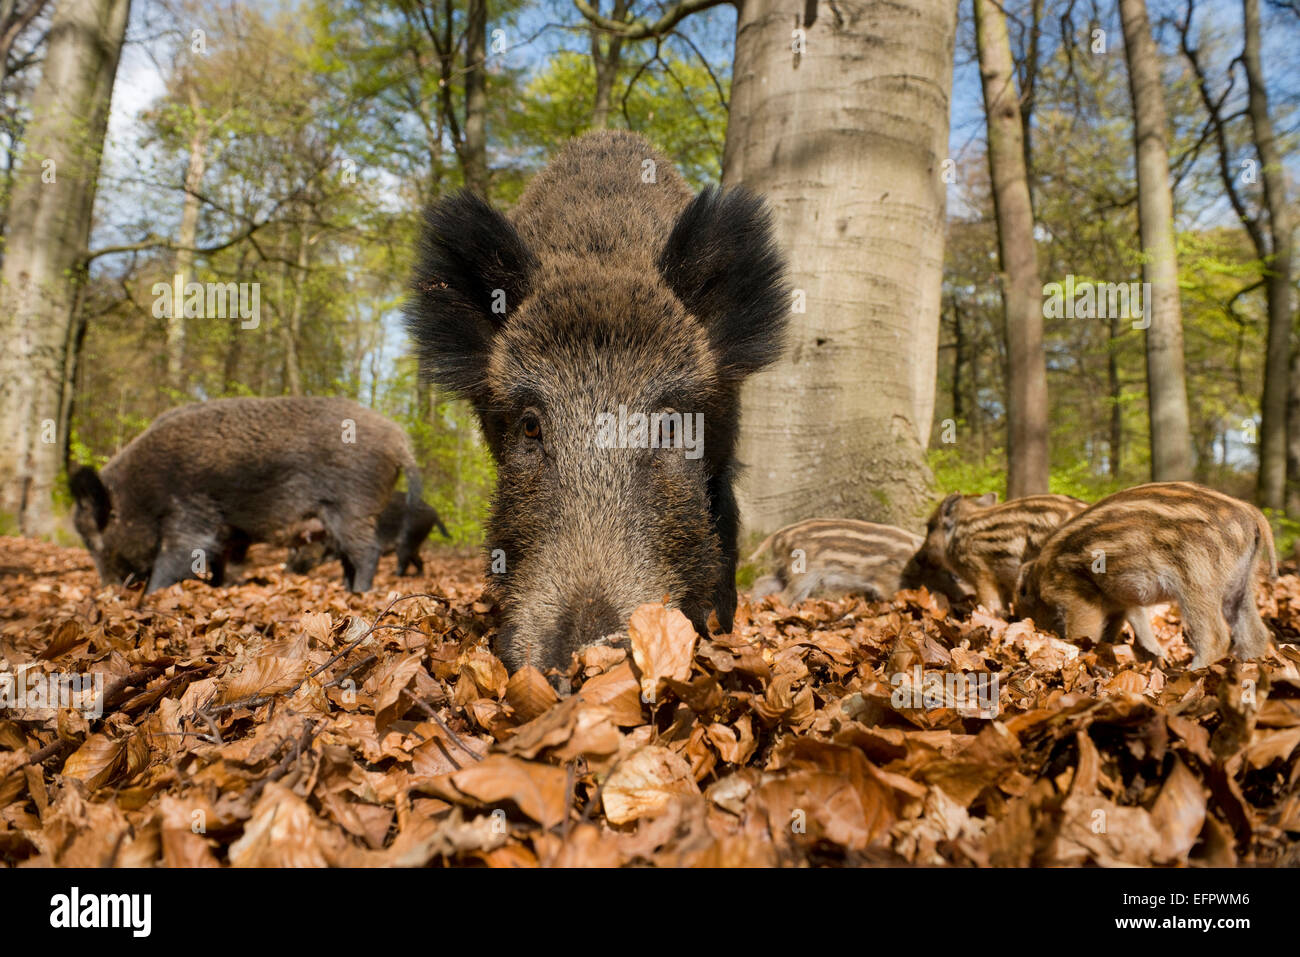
[727,0,957,535]
[168,85,207,392]
[0,0,131,535]
[1240,0,1295,512]
[975,0,1050,498]
[1119,0,1194,482]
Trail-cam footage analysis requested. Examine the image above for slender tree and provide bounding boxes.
[589,0,629,128]
[463,0,488,194]
[975,0,1049,497]
[1240,0,1294,510]
[1119,0,1194,481]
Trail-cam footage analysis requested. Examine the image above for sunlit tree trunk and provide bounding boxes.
[1119,0,1193,481]
[1240,0,1295,512]
[0,0,131,535]
[975,0,1049,498]
[729,0,957,534]
[168,86,208,393]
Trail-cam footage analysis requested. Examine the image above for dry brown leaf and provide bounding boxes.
[628,603,697,703]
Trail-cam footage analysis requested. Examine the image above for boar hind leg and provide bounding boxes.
[320,511,381,591]
[1223,578,1271,660]
[1180,595,1232,670]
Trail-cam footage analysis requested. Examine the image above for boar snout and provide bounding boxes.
[501,592,625,676]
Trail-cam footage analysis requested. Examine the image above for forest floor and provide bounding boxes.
[1,535,1298,867]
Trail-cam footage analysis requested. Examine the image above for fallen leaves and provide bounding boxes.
[0,535,1297,867]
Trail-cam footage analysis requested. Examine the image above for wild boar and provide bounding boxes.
[1014,482,1276,669]
[405,129,788,673]
[748,518,969,605]
[922,491,1088,614]
[285,492,450,576]
[68,396,420,593]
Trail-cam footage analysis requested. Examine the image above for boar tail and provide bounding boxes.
[1255,510,1278,582]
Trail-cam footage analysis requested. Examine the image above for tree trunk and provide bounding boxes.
[168,86,208,393]
[950,297,964,424]
[729,0,956,535]
[590,0,628,129]
[974,0,1049,498]
[1240,0,1295,512]
[1118,0,1193,482]
[0,0,131,535]
[282,227,309,396]
[1108,313,1123,478]
[462,0,488,195]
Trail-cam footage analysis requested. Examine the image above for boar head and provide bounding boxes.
[406,187,787,674]
[1013,558,1063,633]
[922,490,999,565]
[69,467,158,586]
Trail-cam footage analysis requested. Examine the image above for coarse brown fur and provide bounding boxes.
[748,518,969,604]
[922,491,1088,614]
[405,130,788,674]
[1015,482,1276,669]
[68,397,418,593]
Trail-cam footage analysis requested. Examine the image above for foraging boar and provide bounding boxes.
[923,491,1088,614]
[1014,482,1276,669]
[285,492,450,576]
[748,519,969,605]
[68,396,420,593]
[405,130,787,673]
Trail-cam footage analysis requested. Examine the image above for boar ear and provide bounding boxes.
[658,186,788,379]
[405,190,539,403]
[938,492,962,534]
[69,467,110,530]
[974,492,998,507]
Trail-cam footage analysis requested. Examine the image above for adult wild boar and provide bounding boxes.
[405,130,788,673]
[69,396,420,593]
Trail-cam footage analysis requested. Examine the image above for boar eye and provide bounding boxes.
[521,411,542,441]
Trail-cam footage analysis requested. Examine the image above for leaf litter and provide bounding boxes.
[1,536,1297,867]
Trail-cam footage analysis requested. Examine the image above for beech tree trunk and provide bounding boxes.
[0,0,132,535]
[168,86,208,393]
[728,0,957,534]
[1119,0,1193,482]
[1239,0,1295,512]
[974,0,1049,498]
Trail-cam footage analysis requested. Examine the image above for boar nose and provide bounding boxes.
[556,593,623,652]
